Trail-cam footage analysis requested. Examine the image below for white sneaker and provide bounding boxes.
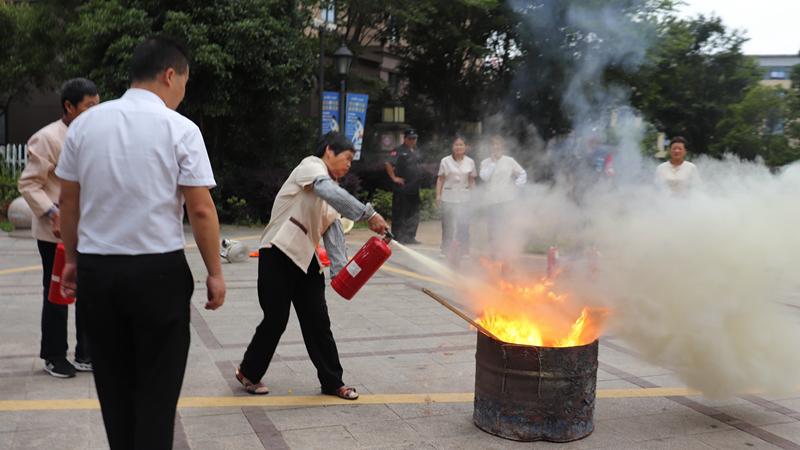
[438,253,446,259]
[73,358,93,372]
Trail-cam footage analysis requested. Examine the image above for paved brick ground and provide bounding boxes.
[2,221,800,449]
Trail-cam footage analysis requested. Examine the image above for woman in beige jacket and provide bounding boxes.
[235,132,387,399]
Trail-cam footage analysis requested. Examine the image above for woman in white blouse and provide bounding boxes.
[655,136,701,196]
[436,135,477,259]
[479,135,526,259]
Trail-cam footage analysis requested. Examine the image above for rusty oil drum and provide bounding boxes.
[473,332,598,442]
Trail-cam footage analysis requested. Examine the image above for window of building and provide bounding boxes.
[767,66,790,80]
[320,2,334,23]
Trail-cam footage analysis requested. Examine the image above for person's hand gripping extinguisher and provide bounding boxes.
[367,211,389,236]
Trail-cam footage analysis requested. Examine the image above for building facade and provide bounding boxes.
[754,54,800,88]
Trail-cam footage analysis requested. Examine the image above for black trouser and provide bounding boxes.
[440,201,471,254]
[240,246,344,391]
[37,240,89,361]
[77,251,193,450]
[392,190,421,242]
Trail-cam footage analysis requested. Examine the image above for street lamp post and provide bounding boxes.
[333,44,353,134]
[313,5,336,140]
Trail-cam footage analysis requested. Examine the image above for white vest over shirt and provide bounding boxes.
[259,156,338,273]
[56,89,216,255]
[438,155,476,203]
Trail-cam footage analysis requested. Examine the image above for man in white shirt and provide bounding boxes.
[655,136,701,196]
[56,35,226,449]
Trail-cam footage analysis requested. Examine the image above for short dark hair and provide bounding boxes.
[130,35,191,83]
[60,78,98,114]
[315,131,355,157]
[670,136,688,149]
[452,134,468,146]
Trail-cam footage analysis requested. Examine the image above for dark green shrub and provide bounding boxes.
[0,165,20,229]
[364,189,392,219]
[214,168,363,225]
[363,188,441,222]
[419,188,441,221]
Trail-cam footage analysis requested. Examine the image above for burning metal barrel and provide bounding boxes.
[473,332,598,442]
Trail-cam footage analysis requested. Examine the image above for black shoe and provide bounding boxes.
[43,357,76,378]
[406,239,422,245]
[73,357,93,372]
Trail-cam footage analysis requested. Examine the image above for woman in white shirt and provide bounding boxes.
[436,135,477,259]
[479,135,526,259]
[655,136,701,196]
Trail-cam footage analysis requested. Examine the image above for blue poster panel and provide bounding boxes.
[322,92,340,135]
[344,94,368,161]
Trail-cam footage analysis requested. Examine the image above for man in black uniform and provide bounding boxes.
[385,128,421,244]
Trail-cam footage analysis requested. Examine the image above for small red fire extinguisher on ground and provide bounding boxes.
[546,244,559,279]
[49,243,75,305]
[332,230,394,300]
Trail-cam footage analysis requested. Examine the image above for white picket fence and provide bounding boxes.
[0,144,28,177]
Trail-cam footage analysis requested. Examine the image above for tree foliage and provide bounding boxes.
[0,1,67,118]
[710,85,799,167]
[501,0,673,142]
[63,0,317,170]
[392,0,501,139]
[627,15,762,155]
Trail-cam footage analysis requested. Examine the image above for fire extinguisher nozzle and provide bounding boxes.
[383,229,395,243]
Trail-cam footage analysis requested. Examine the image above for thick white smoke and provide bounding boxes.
[461,0,800,398]
[484,137,800,399]
[593,159,800,398]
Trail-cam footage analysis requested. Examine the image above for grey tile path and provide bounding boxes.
[1,222,800,449]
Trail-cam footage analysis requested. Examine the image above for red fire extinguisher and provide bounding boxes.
[49,243,75,305]
[317,244,331,267]
[546,244,559,279]
[332,230,394,300]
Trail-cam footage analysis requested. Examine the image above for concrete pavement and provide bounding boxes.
[2,222,800,449]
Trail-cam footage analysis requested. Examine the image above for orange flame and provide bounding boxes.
[473,259,609,347]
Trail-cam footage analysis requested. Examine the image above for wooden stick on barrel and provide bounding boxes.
[421,288,501,341]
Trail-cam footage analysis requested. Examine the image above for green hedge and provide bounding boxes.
[364,188,441,222]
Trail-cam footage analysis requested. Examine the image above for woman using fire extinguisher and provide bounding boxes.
[236,131,388,399]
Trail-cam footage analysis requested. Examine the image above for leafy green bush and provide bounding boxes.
[220,196,253,227]
[364,189,392,219]
[364,188,441,222]
[419,188,441,221]
[0,165,21,230]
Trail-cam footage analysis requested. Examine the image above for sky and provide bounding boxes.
[676,0,800,55]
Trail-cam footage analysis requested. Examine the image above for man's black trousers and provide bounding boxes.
[77,250,193,450]
[37,240,89,361]
[391,191,421,243]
